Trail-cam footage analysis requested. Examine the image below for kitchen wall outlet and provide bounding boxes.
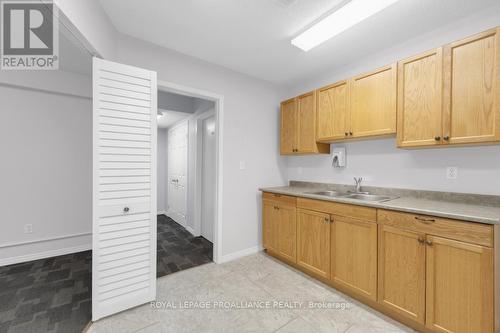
[239,161,246,170]
[446,167,458,179]
[24,224,33,234]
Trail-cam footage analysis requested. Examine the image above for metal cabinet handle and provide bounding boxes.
[417,236,425,244]
[345,132,348,136]
[426,239,433,246]
[443,136,450,141]
[414,216,435,224]
[349,132,353,136]
[324,217,329,223]
[434,136,441,141]
[123,207,130,213]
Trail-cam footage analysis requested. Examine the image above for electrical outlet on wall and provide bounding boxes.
[446,167,458,179]
[24,224,33,234]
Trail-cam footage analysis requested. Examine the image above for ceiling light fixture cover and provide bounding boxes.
[291,0,401,51]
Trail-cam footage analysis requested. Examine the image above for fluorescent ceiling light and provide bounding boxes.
[291,0,401,51]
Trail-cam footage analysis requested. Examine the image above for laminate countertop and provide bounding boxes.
[260,183,500,225]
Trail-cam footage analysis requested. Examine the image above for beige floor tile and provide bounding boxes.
[275,317,318,333]
[89,252,414,333]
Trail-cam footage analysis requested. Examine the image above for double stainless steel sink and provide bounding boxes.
[305,190,395,202]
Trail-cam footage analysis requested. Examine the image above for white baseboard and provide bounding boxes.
[157,210,167,215]
[185,225,196,236]
[0,243,91,267]
[218,245,263,264]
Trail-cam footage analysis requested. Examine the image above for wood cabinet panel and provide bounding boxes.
[297,91,317,153]
[262,192,297,206]
[331,216,377,301]
[296,208,331,279]
[426,236,493,333]
[262,201,279,253]
[280,98,297,154]
[350,64,397,138]
[317,81,350,141]
[377,209,493,247]
[378,225,426,324]
[443,28,500,144]
[397,49,444,147]
[297,197,377,222]
[277,205,297,263]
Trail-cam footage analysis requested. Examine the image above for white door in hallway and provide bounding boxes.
[201,115,216,242]
[167,121,188,226]
[92,58,157,321]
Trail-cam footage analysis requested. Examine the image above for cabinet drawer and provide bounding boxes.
[262,192,297,206]
[297,198,376,222]
[377,209,493,247]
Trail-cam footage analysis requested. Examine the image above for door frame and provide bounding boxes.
[157,80,224,264]
[194,109,216,239]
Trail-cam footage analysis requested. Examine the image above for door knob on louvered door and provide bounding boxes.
[123,207,130,213]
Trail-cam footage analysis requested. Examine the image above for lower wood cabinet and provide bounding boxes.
[331,215,377,301]
[262,193,496,333]
[296,208,331,280]
[378,225,426,324]
[262,194,297,263]
[425,236,493,333]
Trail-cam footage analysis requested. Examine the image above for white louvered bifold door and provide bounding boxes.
[92,58,157,321]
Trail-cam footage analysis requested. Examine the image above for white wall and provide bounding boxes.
[285,9,500,196]
[157,128,167,213]
[0,71,92,265]
[114,35,288,259]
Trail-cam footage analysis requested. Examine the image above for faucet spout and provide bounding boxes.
[353,177,363,193]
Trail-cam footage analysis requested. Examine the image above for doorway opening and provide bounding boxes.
[156,87,220,278]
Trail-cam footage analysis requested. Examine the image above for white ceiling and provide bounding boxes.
[99,0,500,85]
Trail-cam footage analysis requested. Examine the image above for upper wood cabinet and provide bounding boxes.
[331,215,377,301]
[350,64,397,138]
[317,80,351,141]
[425,236,493,333]
[296,208,331,280]
[280,92,329,155]
[397,48,444,148]
[443,28,500,145]
[280,98,297,155]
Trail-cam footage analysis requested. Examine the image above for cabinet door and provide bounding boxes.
[397,49,444,148]
[443,28,500,145]
[378,225,426,324]
[297,91,318,152]
[280,98,297,154]
[277,205,297,263]
[317,81,350,141]
[296,209,331,280]
[331,216,377,301]
[350,64,397,138]
[426,236,493,333]
[262,201,279,253]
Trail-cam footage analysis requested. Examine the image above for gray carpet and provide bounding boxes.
[0,251,91,333]
[157,214,213,277]
[0,215,213,333]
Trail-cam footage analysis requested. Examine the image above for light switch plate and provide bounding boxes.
[24,224,33,234]
[446,167,458,179]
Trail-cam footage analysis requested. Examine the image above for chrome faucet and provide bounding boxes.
[354,177,363,193]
